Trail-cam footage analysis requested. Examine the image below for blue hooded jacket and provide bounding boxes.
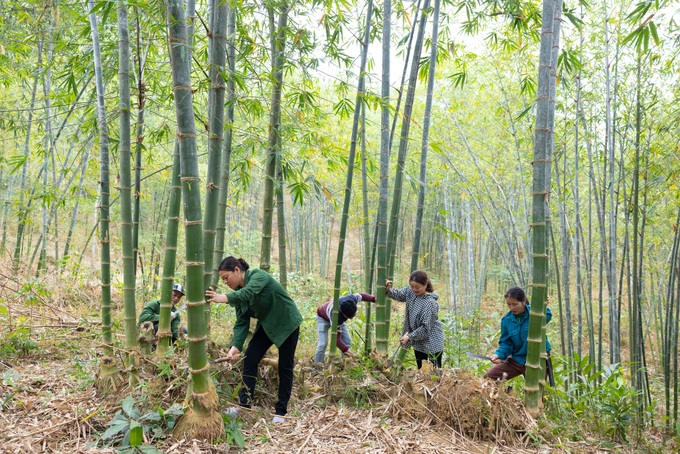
[495,304,552,366]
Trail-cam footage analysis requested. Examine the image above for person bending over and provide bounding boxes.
[205,257,302,424]
[314,292,376,363]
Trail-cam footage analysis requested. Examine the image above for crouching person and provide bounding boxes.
[138,283,185,349]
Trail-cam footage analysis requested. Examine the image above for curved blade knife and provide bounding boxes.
[466,352,493,361]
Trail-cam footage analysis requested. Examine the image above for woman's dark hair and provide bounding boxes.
[219,256,250,272]
[504,287,527,302]
[409,270,434,292]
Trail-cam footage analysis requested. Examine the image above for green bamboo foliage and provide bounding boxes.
[374,0,391,354]
[156,142,182,356]
[411,0,440,271]
[165,0,223,440]
[117,0,139,387]
[525,0,557,416]
[212,3,236,289]
[203,0,229,329]
[89,0,122,390]
[260,2,289,273]
[329,0,373,356]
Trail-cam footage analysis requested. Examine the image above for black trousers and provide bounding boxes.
[240,325,299,416]
[414,349,443,369]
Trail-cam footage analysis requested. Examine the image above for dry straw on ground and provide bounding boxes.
[0,267,602,453]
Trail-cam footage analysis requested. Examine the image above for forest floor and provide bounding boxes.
[0,323,644,454]
[0,269,668,453]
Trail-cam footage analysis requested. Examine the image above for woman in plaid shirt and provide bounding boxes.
[385,270,445,368]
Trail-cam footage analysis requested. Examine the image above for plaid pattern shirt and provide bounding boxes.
[386,286,445,354]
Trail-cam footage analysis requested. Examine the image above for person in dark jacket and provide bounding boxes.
[314,292,376,363]
[137,283,185,344]
[484,287,552,382]
[205,257,303,424]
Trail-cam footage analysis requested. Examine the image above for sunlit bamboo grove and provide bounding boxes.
[1,0,680,442]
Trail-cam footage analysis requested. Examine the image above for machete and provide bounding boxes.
[387,344,403,367]
[466,352,493,361]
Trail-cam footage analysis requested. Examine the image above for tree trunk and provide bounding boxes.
[203,0,229,329]
[165,0,223,440]
[260,3,289,273]
[132,10,148,276]
[89,0,122,391]
[411,0,440,271]
[525,0,559,416]
[116,0,140,387]
[156,142,183,356]
[328,0,373,357]
[212,3,236,288]
[13,37,42,274]
[374,0,392,354]
[39,23,54,275]
[276,157,288,288]
[386,0,431,280]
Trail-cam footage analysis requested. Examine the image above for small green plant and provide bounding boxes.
[545,355,638,444]
[100,396,183,451]
[222,414,246,447]
[1,369,22,410]
[598,364,635,442]
[0,327,38,357]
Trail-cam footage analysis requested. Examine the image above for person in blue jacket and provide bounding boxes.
[484,287,552,382]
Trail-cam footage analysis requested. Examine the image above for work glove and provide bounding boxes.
[171,311,179,320]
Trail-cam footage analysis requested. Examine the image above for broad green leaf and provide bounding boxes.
[102,421,129,440]
[137,447,162,454]
[232,429,246,447]
[128,421,143,446]
[121,396,136,417]
[140,411,162,422]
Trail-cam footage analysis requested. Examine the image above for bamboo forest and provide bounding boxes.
[1,0,679,451]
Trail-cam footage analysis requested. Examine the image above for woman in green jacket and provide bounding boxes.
[205,257,302,423]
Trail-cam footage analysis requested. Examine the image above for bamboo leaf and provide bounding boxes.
[450,70,466,89]
[622,28,640,46]
[515,103,534,122]
[625,1,652,22]
[563,11,583,30]
[649,21,660,45]
[8,155,28,174]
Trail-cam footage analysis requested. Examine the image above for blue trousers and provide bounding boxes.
[314,315,350,363]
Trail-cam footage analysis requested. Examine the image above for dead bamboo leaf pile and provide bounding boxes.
[0,360,117,453]
[388,364,534,447]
